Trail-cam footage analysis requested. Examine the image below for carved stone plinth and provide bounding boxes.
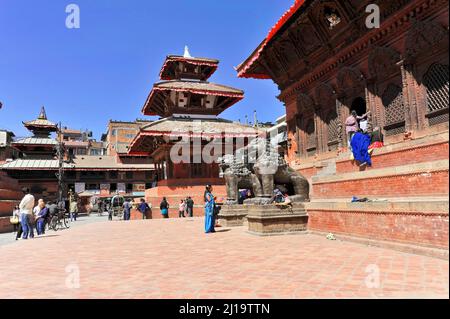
[246,204,308,236]
[218,205,249,227]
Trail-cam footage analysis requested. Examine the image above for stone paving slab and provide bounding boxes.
[0,218,448,299]
[0,215,108,247]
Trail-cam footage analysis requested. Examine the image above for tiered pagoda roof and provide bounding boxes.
[5,107,59,168]
[142,80,244,117]
[13,107,58,152]
[128,49,260,156]
[142,49,244,118]
[129,49,256,157]
[159,55,219,81]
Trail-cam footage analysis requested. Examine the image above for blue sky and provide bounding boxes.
[0,0,292,139]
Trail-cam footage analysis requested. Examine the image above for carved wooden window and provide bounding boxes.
[424,63,449,126]
[190,94,203,108]
[326,111,340,151]
[382,84,406,136]
[305,119,316,156]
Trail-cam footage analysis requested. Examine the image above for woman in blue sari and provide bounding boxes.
[204,185,215,233]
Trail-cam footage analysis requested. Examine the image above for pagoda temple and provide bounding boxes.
[16,107,59,158]
[1,107,65,199]
[0,108,156,206]
[129,49,260,216]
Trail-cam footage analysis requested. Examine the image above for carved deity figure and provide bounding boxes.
[326,12,341,29]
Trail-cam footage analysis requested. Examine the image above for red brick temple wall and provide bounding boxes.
[307,207,449,250]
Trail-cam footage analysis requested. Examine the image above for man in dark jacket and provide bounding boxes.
[138,199,150,220]
[186,197,194,218]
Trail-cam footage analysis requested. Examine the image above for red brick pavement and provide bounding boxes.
[0,218,448,299]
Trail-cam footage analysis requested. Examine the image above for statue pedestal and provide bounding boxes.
[218,205,249,227]
[246,204,308,236]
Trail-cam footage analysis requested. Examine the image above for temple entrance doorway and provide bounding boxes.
[351,97,367,116]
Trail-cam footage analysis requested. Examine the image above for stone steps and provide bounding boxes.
[296,131,448,179]
[311,159,449,200]
[335,139,449,174]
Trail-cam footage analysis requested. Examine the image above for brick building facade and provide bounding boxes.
[0,109,155,225]
[237,0,449,255]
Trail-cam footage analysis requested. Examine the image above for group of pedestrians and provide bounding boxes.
[120,198,151,220]
[127,188,216,234]
[11,192,64,240]
[11,185,219,239]
[178,197,194,218]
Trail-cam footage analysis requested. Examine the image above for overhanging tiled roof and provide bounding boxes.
[142,80,244,116]
[128,117,262,155]
[0,159,72,170]
[71,156,154,170]
[23,119,57,129]
[0,157,154,171]
[12,137,57,146]
[159,55,219,80]
[154,80,243,95]
[139,117,260,135]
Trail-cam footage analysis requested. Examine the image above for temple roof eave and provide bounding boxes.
[159,56,220,81]
[128,117,263,155]
[0,157,155,171]
[237,0,306,79]
[23,120,58,130]
[141,81,244,116]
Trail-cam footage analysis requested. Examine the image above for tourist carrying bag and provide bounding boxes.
[10,216,19,225]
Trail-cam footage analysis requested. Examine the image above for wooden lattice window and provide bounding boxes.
[326,111,340,151]
[424,63,449,126]
[382,84,406,136]
[305,119,316,156]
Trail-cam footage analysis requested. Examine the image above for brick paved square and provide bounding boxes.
[0,218,448,299]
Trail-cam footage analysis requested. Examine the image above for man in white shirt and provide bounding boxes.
[19,192,35,239]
